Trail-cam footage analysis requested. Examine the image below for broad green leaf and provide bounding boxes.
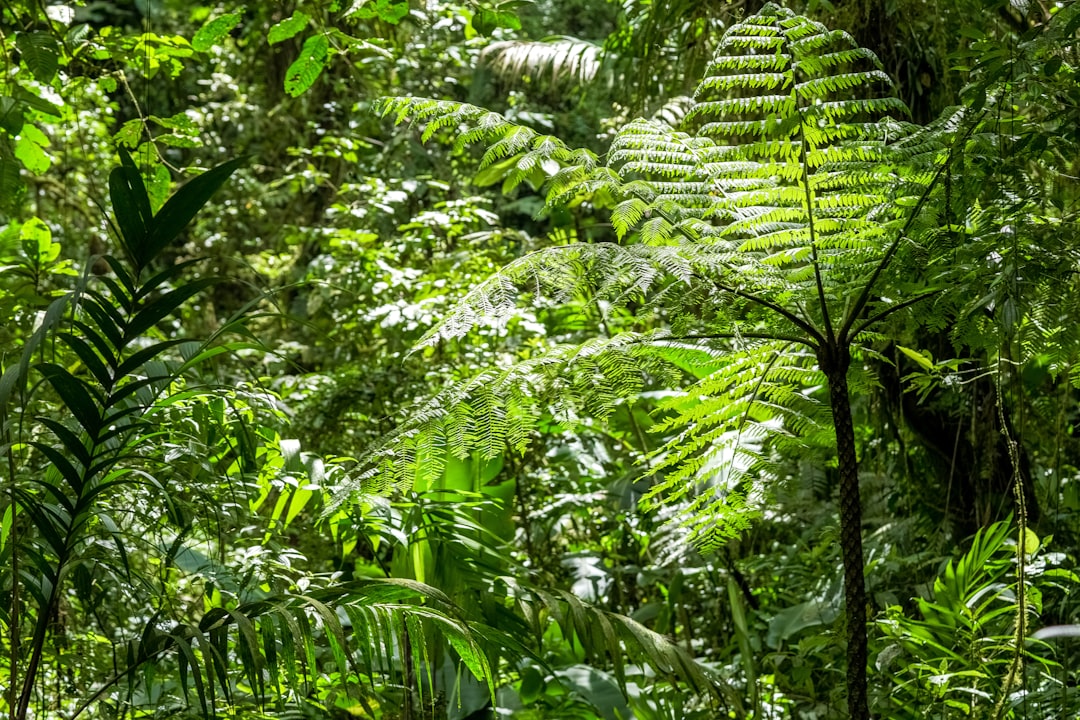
[192,13,242,52]
[109,164,152,257]
[1021,528,1040,556]
[16,32,60,83]
[118,145,157,229]
[284,35,329,97]
[19,216,57,264]
[898,345,935,372]
[268,11,311,44]
[349,0,409,24]
[113,118,142,148]
[14,132,49,173]
[519,666,545,704]
[147,162,172,213]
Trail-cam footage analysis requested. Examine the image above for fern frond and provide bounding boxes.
[376,97,599,195]
[362,2,943,551]
[643,342,829,549]
[482,36,603,87]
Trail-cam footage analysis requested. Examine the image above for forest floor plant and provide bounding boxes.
[0,150,502,719]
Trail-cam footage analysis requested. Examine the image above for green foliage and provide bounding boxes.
[5,1,1080,719]
[361,3,941,549]
[0,153,498,719]
[875,521,1078,718]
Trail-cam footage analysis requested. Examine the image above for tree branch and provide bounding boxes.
[709,278,827,347]
[795,83,836,344]
[850,290,942,338]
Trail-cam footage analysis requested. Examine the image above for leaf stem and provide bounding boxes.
[840,111,984,344]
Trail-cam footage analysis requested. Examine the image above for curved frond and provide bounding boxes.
[482,36,604,87]
[644,341,830,549]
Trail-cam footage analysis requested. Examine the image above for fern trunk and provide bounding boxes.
[823,349,869,720]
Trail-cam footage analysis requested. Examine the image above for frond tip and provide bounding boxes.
[482,37,603,87]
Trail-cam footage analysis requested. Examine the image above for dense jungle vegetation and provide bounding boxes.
[4,0,1080,718]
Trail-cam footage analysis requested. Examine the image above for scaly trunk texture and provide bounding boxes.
[823,348,869,720]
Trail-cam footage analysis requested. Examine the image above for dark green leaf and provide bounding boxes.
[115,339,188,378]
[72,321,119,370]
[136,257,207,301]
[349,0,409,24]
[59,333,113,388]
[172,634,208,714]
[109,165,150,257]
[118,147,155,234]
[27,443,83,501]
[0,158,23,212]
[142,158,244,267]
[12,85,61,117]
[103,256,137,297]
[0,97,24,134]
[37,417,92,468]
[268,11,310,44]
[37,363,102,437]
[16,32,60,83]
[124,277,217,342]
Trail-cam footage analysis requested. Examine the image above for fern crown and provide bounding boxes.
[353,3,942,547]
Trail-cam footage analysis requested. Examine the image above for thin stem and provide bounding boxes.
[794,84,835,344]
[711,279,826,346]
[651,331,819,350]
[850,290,942,338]
[840,113,983,345]
[5,428,18,720]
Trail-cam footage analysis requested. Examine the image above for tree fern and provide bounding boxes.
[360,4,963,717]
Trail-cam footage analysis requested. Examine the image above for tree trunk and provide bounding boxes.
[823,349,869,720]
